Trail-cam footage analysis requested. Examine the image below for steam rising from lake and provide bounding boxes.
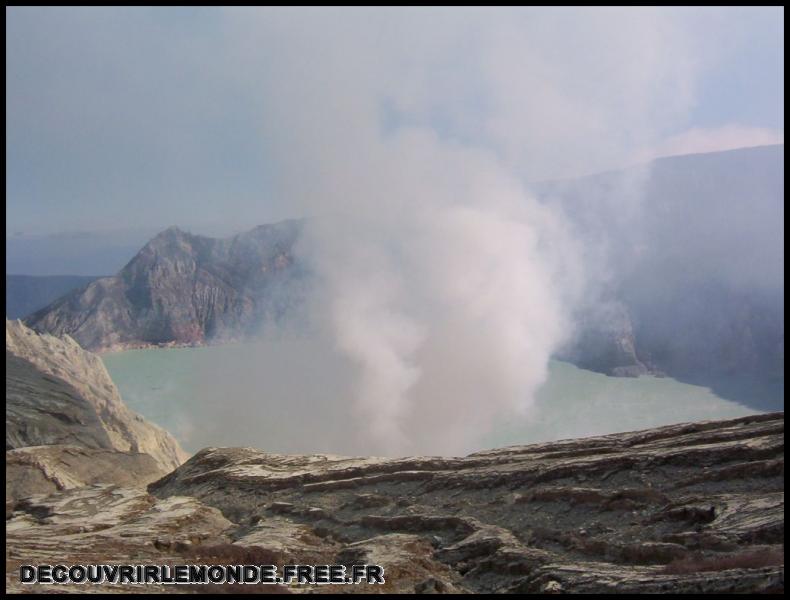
[103,345,769,456]
[294,142,586,454]
[226,8,700,454]
[104,9,778,457]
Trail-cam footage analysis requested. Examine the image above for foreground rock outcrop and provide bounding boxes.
[6,319,188,474]
[6,318,188,505]
[7,412,783,593]
[6,485,237,593]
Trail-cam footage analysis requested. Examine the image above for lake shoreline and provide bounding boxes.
[102,342,779,456]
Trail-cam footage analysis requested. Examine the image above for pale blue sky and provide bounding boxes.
[6,6,784,237]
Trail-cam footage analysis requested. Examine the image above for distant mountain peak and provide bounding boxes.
[25,220,305,351]
[139,226,204,256]
[155,225,190,239]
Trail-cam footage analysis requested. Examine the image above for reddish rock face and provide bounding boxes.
[169,322,205,345]
[24,220,304,352]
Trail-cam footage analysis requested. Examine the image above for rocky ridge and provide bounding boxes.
[145,412,783,593]
[6,319,188,475]
[24,220,303,352]
[7,412,782,593]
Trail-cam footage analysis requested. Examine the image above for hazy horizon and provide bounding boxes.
[4,142,783,243]
[5,142,784,279]
[6,7,784,239]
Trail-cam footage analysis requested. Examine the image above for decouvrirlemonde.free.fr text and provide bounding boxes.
[20,564,385,585]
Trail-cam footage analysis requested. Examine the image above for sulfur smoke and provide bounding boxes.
[202,7,709,456]
[299,138,584,455]
[7,8,780,456]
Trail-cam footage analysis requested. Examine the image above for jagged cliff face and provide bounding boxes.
[6,413,783,593]
[544,145,784,380]
[24,220,303,351]
[5,319,188,473]
[556,300,650,377]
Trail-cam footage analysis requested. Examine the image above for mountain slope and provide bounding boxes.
[544,144,784,380]
[25,220,304,351]
[6,274,101,319]
[6,228,161,277]
[5,445,165,502]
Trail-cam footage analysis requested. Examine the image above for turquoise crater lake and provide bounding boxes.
[102,342,781,456]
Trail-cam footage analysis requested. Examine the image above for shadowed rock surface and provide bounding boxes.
[6,413,783,593]
[6,413,782,593]
[555,299,650,377]
[6,351,114,451]
[6,319,188,472]
[548,145,784,385]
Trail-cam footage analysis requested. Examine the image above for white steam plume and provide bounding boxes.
[213,7,706,456]
[299,133,583,455]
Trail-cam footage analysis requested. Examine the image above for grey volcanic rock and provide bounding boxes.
[6,319,188,472]
[5,445,166,502]
[539,145,784,381]
[146,413,783,594]
[6,485,234,593]
[4,413,783,593]
[4,320,205,590]
[6,351,114,451]
[25,220,304,351]
[626,282,784,380]
[556,300,649,377]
